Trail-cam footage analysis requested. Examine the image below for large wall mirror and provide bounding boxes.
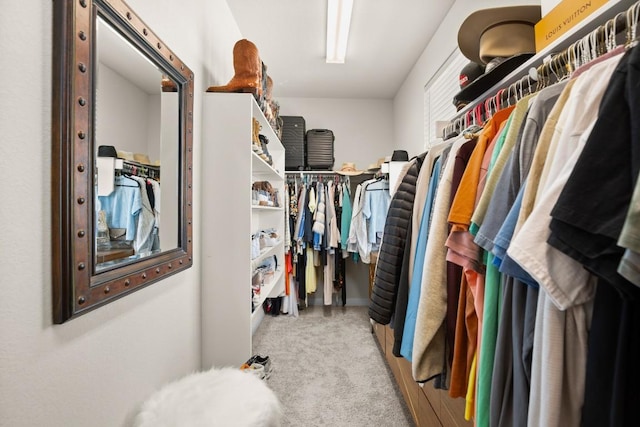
[52,0,193,323]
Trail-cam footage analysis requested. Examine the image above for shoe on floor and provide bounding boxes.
[240,362,267,380]
[247,354,271,373]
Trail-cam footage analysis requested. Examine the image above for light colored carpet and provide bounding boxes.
[252,305,414,427]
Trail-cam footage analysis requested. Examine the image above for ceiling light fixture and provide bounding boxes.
[326,0,354,64]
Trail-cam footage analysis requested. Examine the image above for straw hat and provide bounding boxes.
[117,150,134,161]
[133,153,160,167]
[335,162,363,176]
[367,158,386,172]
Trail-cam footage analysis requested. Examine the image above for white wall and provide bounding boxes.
[542,0,563,16]
[98,63,152,156]
[279,97,394,172]
[0,1,241,426]
[392,0,541,158]
[278,97,395,305]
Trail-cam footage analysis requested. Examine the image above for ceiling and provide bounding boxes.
[226,0,456,99]
[98,17,163,95]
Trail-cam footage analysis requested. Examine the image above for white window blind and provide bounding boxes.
[424,48,468,148]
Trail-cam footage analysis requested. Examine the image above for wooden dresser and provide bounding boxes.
[373,322,471,426]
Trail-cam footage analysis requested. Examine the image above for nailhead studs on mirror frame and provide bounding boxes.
[78,31,86,41]
[77,230,85,237]
[78,131,86,139]
[79,0,86,8]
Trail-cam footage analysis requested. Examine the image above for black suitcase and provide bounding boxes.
[280,116,306,170]
[306,129,335,170]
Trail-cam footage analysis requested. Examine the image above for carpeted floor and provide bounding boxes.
[252,305,414,427]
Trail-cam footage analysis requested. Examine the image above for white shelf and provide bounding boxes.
[252,151,283,178]
[251,240,284,268]
[255,268,285,308]
[202,92,286,369]
[251,205,283,211]
[251,268,285,331]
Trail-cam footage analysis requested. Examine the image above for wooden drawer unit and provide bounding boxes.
[439,389,471,427]
[373,321,386,351]
[376,324,470,426]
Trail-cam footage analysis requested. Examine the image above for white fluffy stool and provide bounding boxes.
[134,367,282,427]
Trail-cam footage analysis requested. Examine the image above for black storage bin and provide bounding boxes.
[306,129,335,170]
[280,116,306,170]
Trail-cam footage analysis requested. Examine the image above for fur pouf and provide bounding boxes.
[134,367,282,427]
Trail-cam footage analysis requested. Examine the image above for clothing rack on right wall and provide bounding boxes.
[444,0,640,139]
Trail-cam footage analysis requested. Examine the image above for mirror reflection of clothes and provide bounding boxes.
[148,179,161,251]
[129,175,157,253]
[98,175,141,240]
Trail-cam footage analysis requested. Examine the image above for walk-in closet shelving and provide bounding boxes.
[202,92,285,368]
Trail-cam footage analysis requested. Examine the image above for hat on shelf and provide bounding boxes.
[335,162,363,176]
[133,153,160,167]
[458,5,541,65]
[97,145,118,158]
[367,158,386,172]
[117,150,134,161]
[453,5,541,109]
[391,150,409,162]
[459,62,485,89]
[453,54,533,109]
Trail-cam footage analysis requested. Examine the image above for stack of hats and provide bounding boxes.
[453,5,541,110]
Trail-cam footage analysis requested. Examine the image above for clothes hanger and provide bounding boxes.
[516,80,524,102]
[626,2,640,47]
[494,90,503,113]
[116,173,140,187]
[473,104,483,126]
[484,97,493,120]
[605,14,617,52]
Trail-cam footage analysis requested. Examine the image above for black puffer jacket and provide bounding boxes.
[369,155,423,325]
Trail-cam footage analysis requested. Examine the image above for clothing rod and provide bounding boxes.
[499,9,630,105]
[285,171,374,174]
[445,0,638,138]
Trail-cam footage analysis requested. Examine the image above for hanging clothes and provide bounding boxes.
[97,175,142,241]
[369,156,422,325]
[367,31,640,427]
[286,174,355,306]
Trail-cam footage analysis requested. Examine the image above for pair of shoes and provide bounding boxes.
[246,354,272,377]
[240,362,267,380]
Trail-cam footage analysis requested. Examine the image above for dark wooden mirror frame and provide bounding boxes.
[52,0,194,323]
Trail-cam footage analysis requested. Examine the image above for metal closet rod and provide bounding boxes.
[285,171,353,183]
[444,0,640,139]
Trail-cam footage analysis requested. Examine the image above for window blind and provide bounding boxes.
[423,48,468,148]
